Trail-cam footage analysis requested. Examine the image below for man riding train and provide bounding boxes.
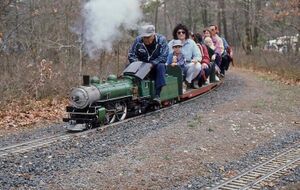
[127,24,169,104]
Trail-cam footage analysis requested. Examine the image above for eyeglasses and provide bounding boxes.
[177,31,186,35]
[210,28,215,31]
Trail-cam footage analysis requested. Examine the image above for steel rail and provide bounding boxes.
[0,133,72,157]
[209,143,300,190]
[0,81,222,158]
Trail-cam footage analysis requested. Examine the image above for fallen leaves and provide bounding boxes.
[224,170,238,178]
[0,98,68,130]
[260,181,276,187]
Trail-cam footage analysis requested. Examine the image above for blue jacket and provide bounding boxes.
[168,39,202,63]
[128,34,169,65]
[166,52,185,67]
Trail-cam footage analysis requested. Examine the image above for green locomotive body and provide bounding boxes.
[63,65,182,131]
[64,75,133,131]
[92,75,134,101]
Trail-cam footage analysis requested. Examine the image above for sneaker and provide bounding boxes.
[182,82,187,93]
[185,81,192,89]
[192,80,200,89]
[220,70,225,76]
[215,65,221,74]
[215,75,220,82]
[204,78,210,85]
[153,96,161,105]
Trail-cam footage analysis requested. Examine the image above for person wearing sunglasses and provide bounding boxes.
[209,25,224,69]
[168,24,202,89]
[128,24,169,104]
[203,28,212,38]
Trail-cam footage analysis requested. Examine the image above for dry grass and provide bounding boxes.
[0,45,130,108]
[0,50,130,129]
[234,48,300,84]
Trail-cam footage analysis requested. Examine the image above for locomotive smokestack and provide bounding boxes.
[83,75,90,86]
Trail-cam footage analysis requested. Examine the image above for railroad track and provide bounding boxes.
[0,133,72,157]
[209,143,300,190]
[0,83,222,158]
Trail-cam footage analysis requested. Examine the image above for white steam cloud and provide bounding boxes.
[81,0,142,59]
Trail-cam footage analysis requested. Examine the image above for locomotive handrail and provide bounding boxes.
[95,95,133,103]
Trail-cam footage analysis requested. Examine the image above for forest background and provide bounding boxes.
[0,0,299,127]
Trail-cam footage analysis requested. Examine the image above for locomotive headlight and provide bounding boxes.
[70,86,100,109]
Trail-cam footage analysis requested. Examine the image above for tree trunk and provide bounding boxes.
[163,1,168,38]
[217,0,221,34]
[187,0,193,31]
[253,0,261,47]
[29,0,37,62]
[154,0,159,31]
[244,0,252,54]
[202,3,208,27]
[220,0,228,40]
[15,0,19,39]
[65,1,71,64]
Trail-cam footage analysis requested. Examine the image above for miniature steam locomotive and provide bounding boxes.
[63,61,219,131]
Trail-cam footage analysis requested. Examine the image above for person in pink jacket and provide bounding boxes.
[194,33,219,85]
[209,25,225,56]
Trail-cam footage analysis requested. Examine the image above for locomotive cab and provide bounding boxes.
[123,62,180,104]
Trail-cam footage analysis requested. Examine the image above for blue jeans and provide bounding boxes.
[149,63,166,96]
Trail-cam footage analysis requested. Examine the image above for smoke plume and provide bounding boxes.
[81,0,142,59]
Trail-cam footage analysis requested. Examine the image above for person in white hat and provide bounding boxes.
[166,40,185,68]
[128,24,169,104]
[166,39,190,92]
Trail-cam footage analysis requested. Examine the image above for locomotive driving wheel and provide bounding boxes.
[104,103,116,124]
[104,101,128,124]
[114,102,127,121]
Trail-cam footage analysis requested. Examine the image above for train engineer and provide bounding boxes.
[128,24,169,104]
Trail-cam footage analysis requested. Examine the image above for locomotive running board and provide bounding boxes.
[180,82,218,99]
